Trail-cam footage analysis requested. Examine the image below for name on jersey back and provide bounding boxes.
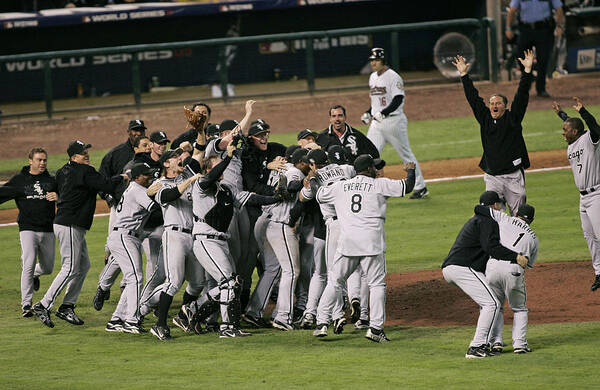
[343,182,373,192]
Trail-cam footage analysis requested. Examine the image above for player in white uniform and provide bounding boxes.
[361,48,427,199]
[553,97,600,291]
[313,155,416,342]
[476,203,538,354]
[298,147,355,329]
[105,163,161,334]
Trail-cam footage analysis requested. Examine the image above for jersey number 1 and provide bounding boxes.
[512,232,525,247]
[350,194,362,213]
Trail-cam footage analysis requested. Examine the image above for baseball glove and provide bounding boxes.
[274,175,293,201]
[184,106,207,130]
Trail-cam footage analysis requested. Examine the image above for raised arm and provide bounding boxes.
[453,55,487,123]
[552,101,569,122]
[573,97,600,142]
[511,50,535,123]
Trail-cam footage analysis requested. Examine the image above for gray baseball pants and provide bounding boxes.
[41,224,90,309]
[295,220,314,313]
[443,265,500,347]
[304,236,326,316]
[580,191,600,275]
[324,218,345,320]
[139,226,165,306]
[484,170,526,217]
[19,231,55,308]
[348,266,370,321]
[486,259,528,349]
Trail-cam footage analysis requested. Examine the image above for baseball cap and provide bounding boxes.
[131,162,157,179]
[307,149,328,165]
[517,204,535,221]
[285,145,301,160]
[206,123,220,138]
[291,148,309,164]
[353,154,383,172]
[297,129,314,141]
[219,119,239,132]
[251,118,270,130]
[149,130,170,144]
[327,145,347,164]
[369,47,385,61]
[158,148,184,166]
[128,119,146,131]
[479,191,504,206]
[67,140,92,157]
[248,122,270,137]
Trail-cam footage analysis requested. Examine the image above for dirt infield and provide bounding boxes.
[1,72,597,326]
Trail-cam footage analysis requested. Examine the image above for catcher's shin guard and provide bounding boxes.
[193,294,219,324]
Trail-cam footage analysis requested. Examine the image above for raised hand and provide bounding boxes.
[572,96,583,112]
[517,49,534,73]
[245,99,256,113]
[451,55,469,76]
[552,101,561,113]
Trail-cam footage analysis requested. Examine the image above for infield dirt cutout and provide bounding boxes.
[1,73,599,326]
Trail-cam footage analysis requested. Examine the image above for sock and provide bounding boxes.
[156,292,173,327]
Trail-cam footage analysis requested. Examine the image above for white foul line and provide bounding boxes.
[0,166,571,228]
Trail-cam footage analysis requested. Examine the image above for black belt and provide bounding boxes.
[113,227,139,238]
[519,18,553,30]
[332,216,337,221]
[193,215,205,223]
[195,234,227,241]
[580,187,597,196]
[167,226,192,234]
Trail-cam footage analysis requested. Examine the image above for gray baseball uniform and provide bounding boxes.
[315,173,410,332]
[480,206,538,350]
[106,181,158,324]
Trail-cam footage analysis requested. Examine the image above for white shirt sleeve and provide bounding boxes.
[375,177,406,197]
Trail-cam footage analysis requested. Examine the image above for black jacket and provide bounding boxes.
[54,161,123,230]
[0,166,57,232]
[442,211,518,273]
[170,128,198,149]
[461,72,533,175]
[99,139,135,202]
[241,142,287,196]
[316,124,379,163]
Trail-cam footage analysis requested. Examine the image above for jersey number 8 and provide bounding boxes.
[350,194,362,213]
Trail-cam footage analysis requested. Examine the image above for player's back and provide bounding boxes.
[497,215,538,267]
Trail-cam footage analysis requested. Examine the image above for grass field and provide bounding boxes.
[0,108,596,389]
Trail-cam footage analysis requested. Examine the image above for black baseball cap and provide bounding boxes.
[353,154,383,172]
[158,148,184,166]
[291,148,309,164]
[67,140,92,157]
[248,122,270,137]
[285,145,301,160]
[327,145,347,164]
[149,130,170,144]
[517,204,535,221]
[128,119,146,131]
[219,119,239,132]
[206,123,220,137]
[250,118,270,130]
[307,149,328,165]
[479,191,504,206]
[297,129,315,141]
[131,162,157,179]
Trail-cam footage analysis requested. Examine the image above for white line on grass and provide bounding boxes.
[0,166,571,228]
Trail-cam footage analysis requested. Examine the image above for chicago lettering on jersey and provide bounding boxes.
[568,148,584,161]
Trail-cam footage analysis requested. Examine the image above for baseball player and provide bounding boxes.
[361,48,428,199]
[312,155,415,342]
[32,141,126,328]
[0,148,57,317]
[297,147,355,329]
[553,97,600,291]
[452,50,535,216]
[105,163,161,334]
[442,191,529,358]
[475,203,538,354]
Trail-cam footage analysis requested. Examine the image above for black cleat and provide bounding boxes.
[409,187,429,199]
[591,275,600,292]
[333,317,346,334]
[513,346,533,354]
[350,298,361,323]
[150,324,172,340]
[365,327,390,343]
[105,319,124,332]
[172,312,191,333]
[491,342,504,353]
[219,326,252,338]
[33,276,40,291]
[32,302,54,328]
[242,313,272,328]
[122,321,147,334]
[22,305,33,318]
[56,306,84,325]
[93,287,110,311]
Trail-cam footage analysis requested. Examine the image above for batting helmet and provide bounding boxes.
[369,48,385,61]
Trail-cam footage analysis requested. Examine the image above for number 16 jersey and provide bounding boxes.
[369,68,404,115]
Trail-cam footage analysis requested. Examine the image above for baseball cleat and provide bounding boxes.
[313,323,328,337]
[56,306,84,325]
[591,275,600,291]
[22,305,33,318]
[354,319,370,330]
[409,187,429,199]
[491,342,504,353]
[242,313,271,329]
[219,326,252,338]
[33,276,40,292]
[513,346,533,354]
[93,287,110,311]
[105,319,124,332]
[333,317,346,334]
[122,321,147,334]
[292,308,305,325]
[365,327,390,343]
[465,345,496,358]
[350,298,361,324]
[32,302,54,328]
[205,322,220,333]
[299,313,316,329]
[172,313,191,333]
[150,324,172,340]
[272,319,296,331]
